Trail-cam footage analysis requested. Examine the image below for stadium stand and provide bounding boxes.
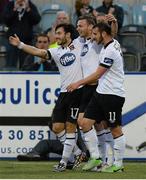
[118,3,132,26]
[120,32,145,52]
[119,25,146,71]
[39,4,63,32]
[0,45,7,70]
[0,24,7,46]
[39,3,70,32]
[133,3,146,25]
[122,47,141,72]
[0,24,7,70]
[2,0,146,72]
[119,25,146,51]
[91,0,100,8]
[140,53,146,71]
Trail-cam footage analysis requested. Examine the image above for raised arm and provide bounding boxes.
[105,14,118,37]
[9,34,48,59]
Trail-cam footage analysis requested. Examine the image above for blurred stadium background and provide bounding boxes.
[1,0,146,71]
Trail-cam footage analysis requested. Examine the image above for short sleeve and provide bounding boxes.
[100,50,115,68]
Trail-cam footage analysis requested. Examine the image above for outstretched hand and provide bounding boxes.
[9,34,21,47]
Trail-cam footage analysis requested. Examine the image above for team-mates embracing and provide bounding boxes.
[72,14,119,171]
[9,14,126,173]
[67,22,126,173]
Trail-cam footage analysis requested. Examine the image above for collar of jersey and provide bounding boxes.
[104,39,114,49]
[61,41,73,49]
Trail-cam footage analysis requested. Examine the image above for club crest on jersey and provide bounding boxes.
[81,44,89,56]
[104,57,113,65]
[69,44,75,50]
[60,53,76,66]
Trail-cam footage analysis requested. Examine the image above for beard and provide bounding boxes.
[57,38,67,46]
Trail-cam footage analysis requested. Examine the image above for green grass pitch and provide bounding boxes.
[0,160,146,179]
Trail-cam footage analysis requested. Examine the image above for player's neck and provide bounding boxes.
[62,39,72,48]
[86,35,91,40]
[103,36,113,46]
[103,38,114,48]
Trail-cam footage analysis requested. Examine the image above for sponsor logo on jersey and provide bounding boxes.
[81,44,89,56]
[69,44,75,50]
[104,57,113,65]
[60,53,76,66]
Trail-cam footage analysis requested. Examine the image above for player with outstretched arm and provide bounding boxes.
[9,23,84,172]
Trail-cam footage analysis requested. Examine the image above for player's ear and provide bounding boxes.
[89,24,93,31]
[66,32,71,39]
[102,31,106,38]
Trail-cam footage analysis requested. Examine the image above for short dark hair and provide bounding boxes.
[35,33,49,42]
[93,22,112,35]
[55,23,79,40]
[78,15,96,26]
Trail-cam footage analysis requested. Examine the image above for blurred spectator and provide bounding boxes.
[3,0,41,70]
[136,142,146,152]
[0,0,9,24]
[54,11,70,27]
[72,0,95,25]
[22,33,58,71]
[74,0,83,19]
[45,28,58,49]
[44,10,79,47]
[17,120,64,161]
[17,139,63,161]
[44,11,70,44]
[78,0,94,17]
[48,11,70,34]
[96,0,124,32]
[16,123,89,166]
